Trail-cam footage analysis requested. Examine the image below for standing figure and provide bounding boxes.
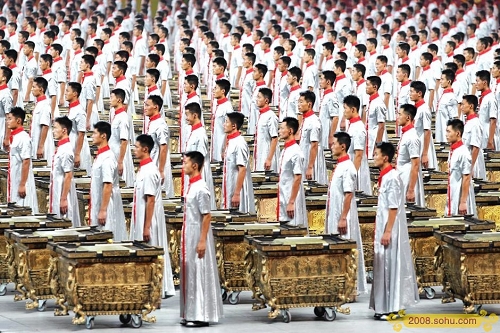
[6,107,38,213]
[461,95,486,180]
[180,151,223,327]
[50,116,80,226]
[130,134,175,297]
[370,142,419,320]
[30,77,55,164]
[326,132,367,294]
[253,87,279,172]
[89,121,127,241]
[277,117,307,228]
[0,65,13,150]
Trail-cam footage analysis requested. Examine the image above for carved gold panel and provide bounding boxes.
[308,208,326,235]
[426,193,447,217]
[410,236,442,290]
[173,176,181,198]
[0,173,7,203]
[257,198,277,222]
[217,240,250,292]
[360,223,374,271]
[487,170,500,183]
[477,205,500,231]
[166,224,181,286]
[0,236,10,283]
[36,187,48,214]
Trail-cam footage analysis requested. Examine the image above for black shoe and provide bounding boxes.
[374,313,383,320]
[180,319,187,326]
[184,321,209,327]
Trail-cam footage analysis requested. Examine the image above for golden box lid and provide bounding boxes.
[246,234,357,252]
[213,222,307,237]
[5,226,113,243]
[49,241,164,259]
[434,231,500,249]
[0,214,72,229]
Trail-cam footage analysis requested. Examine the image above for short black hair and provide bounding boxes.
[111,88,125,103]
[447,119,464,137]
[185,102,202,119]
[343,95,360,112]
[10,106,25,123]
[334,132,351,151]
[258,87,272,102]
[410,81,427,98]
[288,66,302,81]
[34,76,48,93]
[255,63,268,77]
[148,95,164,108]
[476,70,490,84]
[462,95,478,111]
[367,76,381,90]
[0,66,12,83]
[400,104,417,121]
[299,90,316,106]
[136,134,154,154]
[68,82,82,97]
[283,117,299,135]
[185,74,199,90]
[146,68,160,83]
[376,142,395,163]
[321,70,336,86]
[55,116,73,134]
[113,60,128,74]
[93,121,111,141]
[185,150,205,171]
[215,79,231,97]
[226,112,245,130]
[182,53,196,67]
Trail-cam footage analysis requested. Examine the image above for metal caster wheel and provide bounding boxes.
[130,315,142,328]
[85,317,94,330]
[221,289,228,302]
[324,308,336,321]
[37,300,46,312]
[0,284,7,296]
[314,306,326,317]
[366,271,373,284]
[228,292,240,305]
[282,310,291,323]
[119,314,132,324]
[425,287,435,299]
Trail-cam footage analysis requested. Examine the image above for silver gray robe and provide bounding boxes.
[366,94,388,159]
[414,101,438,169]
[222,132,256,213]
[30,97,54,165]
[90,147,127,241]
[318,89,340,149]
[278,141,307,227]
[148,115,174,198]
[325,157,367,293]
[211,98,233,162]
[299,112,327,185]
[180,177,223,322]
[68,102,92,176]
[254,108,280,172]
[369,167,419,313]
[347,118,372,195]
[109,109,135,187]
[463,115,486,180]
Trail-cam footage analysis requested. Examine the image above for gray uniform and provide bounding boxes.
[148,115,174,198]
[30,96,54,165]
[109,108,135,187]
[435,89,458,143]
[211,98,233,162]
[68,102,92,176]
[254,108,280,172]
[318,89,340,149]
[478,90,499,149]
[347,118,372,195]
[366,94,388,159]
[299,111,327,185]
[463,115,486,180]
[414,100,438,169]
[0,85,13,146]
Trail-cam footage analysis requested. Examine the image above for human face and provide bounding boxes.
[492,65,500,79]
[440,74,451,89]
[185,110,197,125]
[92,128,105,146]
[40,58,50,71]
[419,56,427,68]
[351,69,360,81]
[145,56,153,69]
[184,80,193,94]
[460,100,473,115]
[446,125,460,144]
[331,137,344,156]
[223,116,235,133]
[252,68,260,81]
[277,59,287,72]
[343,104,355,120]
[6,112,20,130]
[256,92,267,108]
[23,44,31,56]
[397,108,411,126]
[52,121,66,140]
[213,84,224,99]
[286,72,295,85]
[213,63,223,75]
[319,74,328,89]
[31,82,43,98]
[144,99,158,117]
[366,80,376,95]
[475,77,486,92]
[65,86,76,102]
[396,67,406,82]
[373,148,386,169]
[144,73,154,87]
[375,59,385,73]
[297,96,311,113]
[133,141,147,160]
[182,156,196,177]
[111,64,122,78]
[181,57,189,70]
[278,121,293,140]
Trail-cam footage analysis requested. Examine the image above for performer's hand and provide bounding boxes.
[18,184,26,198]
[487,141,495,150]
[328,136,334,149]
[60,198,68,215]
[406,189,415,203]
[264,159,271,171]
[117,162,124,176]
[160,171,165,185]
[196,240,206,259]
[74,154,81,168]
[306,166,313,180]
[421,154,429,169]
[459,202,468,215]
[97,210,107,226]
[381,230,391,246]
[143,228,151,243]
[286,202,295,218]
[37,147,44,159]
[2,138,9,151]
[338,217,347,235]
[231,193,241,208]
[86,121,91,131]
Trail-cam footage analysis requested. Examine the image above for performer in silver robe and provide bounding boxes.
[297,90,327,185]
[434,70,458,143]
[180,151,223,327]
[130,134,175,297]
[475,70,499,150]
[343,95,372,195]
[184,102,216,210]
[249,64,268,135]
[365,76,388,159]
[253,87,279,172]
[108,88,135,187]
[370,142,419,320]
[318,71,340,149]
[65,82,92,176]
[179,74,201,153]
[6,107,38,213]
[145,95,174,198]
[461,95,486,180]
[326,132,367,294]
[396,104,425,207]
[222,112,256,213]
[277,117,307,228]
[79,55,100,130]
[410,81,438,170]
[50,116,80,227]
[30,77,54,165]
[211,79,233,162]
[89,121,127,241]
[0,66,13,151]
[445,119,477,217]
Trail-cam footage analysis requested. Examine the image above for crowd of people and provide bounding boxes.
[1,0,500,327]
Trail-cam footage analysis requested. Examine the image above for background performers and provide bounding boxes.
[277,117,307,228]
[89,121,127,241]
[445,120,477,217]
[7,107,38,213]
[461,95,486,180]
[180,151,223,328]
[370,142,419,321]
[396,104,425,206]
[222,112,255,213]
[184,102,216,210]
[343,95,372,195]
[326,132,366,294]
[130,134,175,298]
[50,116,80,227]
